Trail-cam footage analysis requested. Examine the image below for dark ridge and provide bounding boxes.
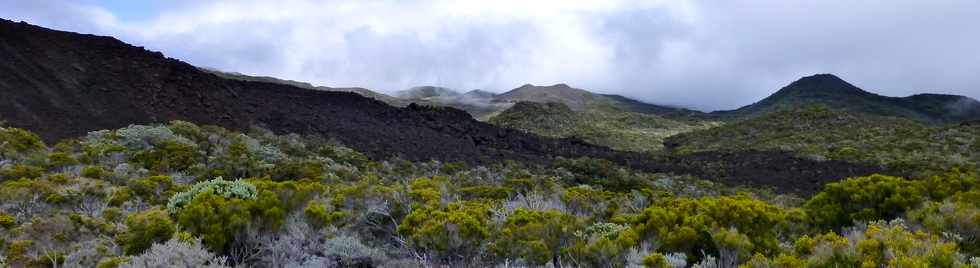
[0,19,880,194]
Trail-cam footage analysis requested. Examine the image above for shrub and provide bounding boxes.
[166,177,256,215]
[0,163,44,181]
[804,174,925,229]
[120,209,176,255]
[398,201,491,264]
[304,201,345,228]
[127,176,184,205]
[322,234,387,267]
[0,212,16,228]
[0,127,45,158]
[632,195,788,263]
[908,189,980,256]
[789,220,969,267]
[493,208,581,266]
[122,238,228,268]
[81,165,108,179]
[173,191,253,253]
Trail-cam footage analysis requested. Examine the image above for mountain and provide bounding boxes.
[490,102,716,152]
[395,86,513,120]
[395,86,460,99]
[494,83,704,118]
[202,68,406,106]
[713,74,980,123]
[0,19,880,193]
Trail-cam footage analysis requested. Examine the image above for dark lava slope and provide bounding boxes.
[0,19,879,194]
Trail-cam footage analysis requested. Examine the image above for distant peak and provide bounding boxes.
[794,73,846,84]
[550,83,571,88]
[781,73,863,94]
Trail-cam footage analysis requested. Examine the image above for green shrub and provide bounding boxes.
[632,195,788,262]
[81,165,107,179]
[304,201,345,228]
[0,212,16,228]
[166,177,257,215]
[493,208,581,266]
[398,201,491,262]
[120,209,176,255]
[174,191,253,253]
[0,163,43,181]
[0,127,45,158]
[804,174,925,229]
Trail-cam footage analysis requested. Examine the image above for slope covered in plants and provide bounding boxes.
[667,105,980,175]
[489,102,717,152]
[0,122,975,267]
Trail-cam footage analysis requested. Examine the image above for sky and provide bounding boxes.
[2,0,979,111]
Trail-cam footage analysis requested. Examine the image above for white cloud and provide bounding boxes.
[2,0,978,111]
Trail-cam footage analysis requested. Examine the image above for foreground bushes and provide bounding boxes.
[0,122,976,267]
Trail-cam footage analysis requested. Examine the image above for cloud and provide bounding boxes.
[2,0,978,111]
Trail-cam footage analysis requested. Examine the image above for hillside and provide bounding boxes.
[395,86,513,120]
[713,74,980,123]
[495,83,704,118]
[201,68,407,106]
[490,102,716,152]
[669,105,980,173]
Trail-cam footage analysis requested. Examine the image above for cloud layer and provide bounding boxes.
[3,0,978,111]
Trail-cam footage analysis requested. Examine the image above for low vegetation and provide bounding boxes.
[667,105,980,175]
[0,121,976,267]
[490,102,717,152]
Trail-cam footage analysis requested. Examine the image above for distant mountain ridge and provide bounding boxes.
[712,74,980,124]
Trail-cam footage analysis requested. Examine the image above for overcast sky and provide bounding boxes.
[2,0,978,111]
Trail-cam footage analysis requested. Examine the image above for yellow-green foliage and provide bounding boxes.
[0,127,45,157]
[120,209,175,255]
[632,195,789,260]
[909,189,980,256]
[174,191,253,253]
[493,208,581,266]
[127,175,185,205]
[398,201,491,259]
[0,121,975,268]
[804,174,925,229]
[304,201,345,228]
[0,212,16,228]
[754,220,970,268]
[643,253,671,268]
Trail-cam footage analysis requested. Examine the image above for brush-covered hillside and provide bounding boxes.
[489,102,717,152]
[669,105,980,174]
[1,121,977,267]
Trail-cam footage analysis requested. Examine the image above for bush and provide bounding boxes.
[120,209,176,255]
[632,195,788,263]
[398,201,492,265]
[166,177,256,215]
[493,208,581,266]
[785,220,969,267]
[908,189,980,256]
[122,238,228,268]
[128,176,184,205]
[0,127,45,158]
[804,174,925,229]
[174,191,253,253]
